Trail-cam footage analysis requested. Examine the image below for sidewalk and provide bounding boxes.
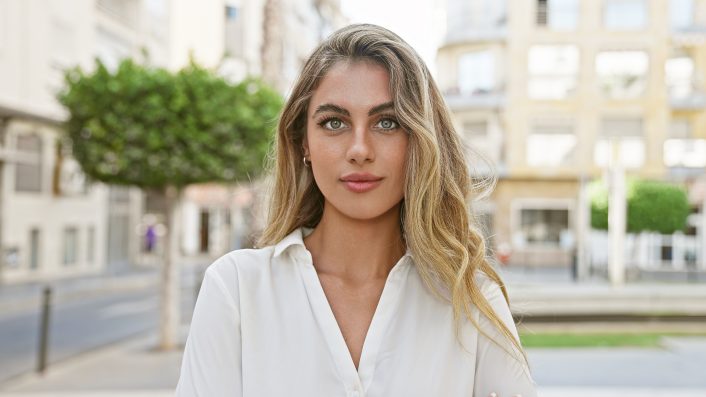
[0,330,184,396]
[1,265,705,397]
[500,266,706,317]
[1,329,705,397]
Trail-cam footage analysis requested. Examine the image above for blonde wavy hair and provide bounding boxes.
[257,24,530,370]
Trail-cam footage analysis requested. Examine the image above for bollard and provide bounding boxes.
[37,286,52,374]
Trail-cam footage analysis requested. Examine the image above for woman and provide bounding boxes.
[176,24,537,397]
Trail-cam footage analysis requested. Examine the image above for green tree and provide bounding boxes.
[589,178,690,234]
[58,58,282,349]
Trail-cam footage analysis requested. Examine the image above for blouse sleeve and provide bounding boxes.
[176,261,242,397]
[473,275,538,397]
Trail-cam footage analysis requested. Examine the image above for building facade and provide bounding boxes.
[0,0,170,283]
[0,0,347,282]
[437,0,706,268]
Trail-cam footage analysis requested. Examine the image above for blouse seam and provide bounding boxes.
[205,266,239,312]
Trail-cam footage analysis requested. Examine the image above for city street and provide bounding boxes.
[1,263,705,395]
[529,337,706,389]
[0,268,201,384]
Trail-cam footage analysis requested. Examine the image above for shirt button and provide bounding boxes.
[349,391,360,397]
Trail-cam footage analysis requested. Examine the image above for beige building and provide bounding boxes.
[438,0,706,268]
[0,0,173,283]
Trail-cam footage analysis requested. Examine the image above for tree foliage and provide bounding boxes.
[589,178,690,234]
[58,58,283,188]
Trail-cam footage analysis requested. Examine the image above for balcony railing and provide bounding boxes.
[669,81,706,110]
[672,24,706,46]
[443,87,506,110]
[96,0,139,29]
[664,138,706,169]
[443,27,507,46]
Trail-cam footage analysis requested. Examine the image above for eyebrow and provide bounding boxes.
[312,101,394,117]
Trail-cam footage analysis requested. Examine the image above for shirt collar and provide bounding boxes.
[272,226,311,258]
[272,226,413,260]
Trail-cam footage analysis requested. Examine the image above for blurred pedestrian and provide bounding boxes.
[177,24,537,397]
[145,224,156,253]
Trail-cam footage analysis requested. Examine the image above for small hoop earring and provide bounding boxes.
[303,157,310,167]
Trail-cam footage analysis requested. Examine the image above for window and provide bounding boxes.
[520,208,570,246]
[458,51,496,95]
[537,0,579,30]
[604,0,648,30]
[447,0,506,36]
[671,0,694,30]
[666,53,695,99]
[29,229,40,270]
[56,141,89,196]
[97,0,139,28]
[0,1,5,50]
[15,134,43,193]
[537,0,548,25]
[109,185,130,203]
[528,45,579,99]
[664,139,706,168]
[596,51,648,99]
[463,121,489,138]
[225,5,238,20]
[594,117,645,168]
[87,226,95,264]
[145,0,168,40]
[96,27,131,72]
[670,118,692,139]
[527,121,576,166]
[224,5,244,59]
[665,118,706,168]
[63,227,79,266]
[146,0,167,18]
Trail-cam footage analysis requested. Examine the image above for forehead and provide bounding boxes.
[309,60,392,113]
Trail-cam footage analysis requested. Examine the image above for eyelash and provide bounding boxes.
[316,115,401,132]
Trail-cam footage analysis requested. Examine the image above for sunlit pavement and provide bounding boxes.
[1,265,704,396]
[1,330,705,397]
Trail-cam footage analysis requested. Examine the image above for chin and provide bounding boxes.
[326,196,402,222]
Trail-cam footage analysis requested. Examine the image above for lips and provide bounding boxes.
[340,173,383,193]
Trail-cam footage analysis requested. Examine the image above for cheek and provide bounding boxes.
[309,141,342,170]
[387,138,409,175]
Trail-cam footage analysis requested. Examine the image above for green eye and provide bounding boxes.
[328,119,342,129]
[377,118,399,130]
[318,117,346,131]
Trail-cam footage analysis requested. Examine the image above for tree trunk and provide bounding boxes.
[159,185,181,350]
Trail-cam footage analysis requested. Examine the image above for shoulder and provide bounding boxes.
[203,246,277,299]
[473,269,505,301]
[468,270,518,338]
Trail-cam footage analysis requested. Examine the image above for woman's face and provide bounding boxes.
[304,60,409,221]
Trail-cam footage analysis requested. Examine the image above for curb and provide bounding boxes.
[0,327,188,395]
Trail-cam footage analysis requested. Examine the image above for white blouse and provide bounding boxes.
[176,227,538,397]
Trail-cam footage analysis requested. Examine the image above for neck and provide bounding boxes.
[303,201,406,283]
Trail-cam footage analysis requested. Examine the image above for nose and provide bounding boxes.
[346,125,374,165]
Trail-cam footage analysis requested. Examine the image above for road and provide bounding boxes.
[0,273,199,384]
[528,337,706,389]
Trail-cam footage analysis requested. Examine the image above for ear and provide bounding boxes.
[302,134,310,157]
